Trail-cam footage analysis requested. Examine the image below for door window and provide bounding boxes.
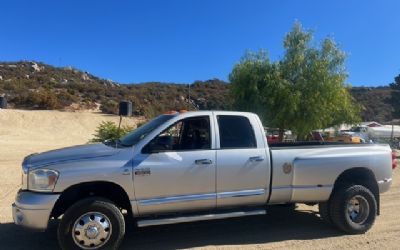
[217,115,256,149]
[146,116,211,152]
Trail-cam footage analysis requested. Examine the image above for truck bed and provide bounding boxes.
[268,143,392,204]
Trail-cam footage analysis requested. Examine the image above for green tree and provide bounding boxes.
[390,74,400,119]
[90,121,134,143]
[230,22,361,140]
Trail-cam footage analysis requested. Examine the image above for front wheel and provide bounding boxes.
[330,185,377,234]
[58,197,125,250]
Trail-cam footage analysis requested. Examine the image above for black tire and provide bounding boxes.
[318,202,332,225]
[329,185,377,234]
[58,197,125,250]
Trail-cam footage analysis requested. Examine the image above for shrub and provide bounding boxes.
[90,121,134,143]
[56,90,78,106]
[13,89,61,109]
[100,100,119,114]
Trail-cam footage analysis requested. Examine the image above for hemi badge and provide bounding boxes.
[135,168,151,176]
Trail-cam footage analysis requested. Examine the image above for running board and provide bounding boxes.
[137,209,266,227]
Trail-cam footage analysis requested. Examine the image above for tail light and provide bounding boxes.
[392,151,398,170]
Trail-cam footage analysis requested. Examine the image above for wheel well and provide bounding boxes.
[333,167,380,214]
[51,181,132,218]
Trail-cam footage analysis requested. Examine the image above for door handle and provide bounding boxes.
[249,156,265,162]
[195,159,213,165]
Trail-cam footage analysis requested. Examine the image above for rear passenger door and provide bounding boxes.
[214,112,271,208]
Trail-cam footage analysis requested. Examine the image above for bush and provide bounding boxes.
[13,89,61,109]
[56,90,78,106]
[90,121,134,143]
[100,100,119,115]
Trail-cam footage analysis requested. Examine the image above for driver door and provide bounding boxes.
[133,115,216,215]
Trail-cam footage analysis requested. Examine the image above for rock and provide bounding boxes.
[179,95,185,101]
[103,79,119,87]
[81,73,90,81]
[0,76,2,80]
[60,79,68,84]
[25,74,30,79]
[7,65,17,68]
[31,62,41,72]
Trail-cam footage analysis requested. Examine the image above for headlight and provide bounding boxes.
[28,169,59,192]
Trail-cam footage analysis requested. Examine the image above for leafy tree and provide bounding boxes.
[390,74,400,119]
[230,22,361,140]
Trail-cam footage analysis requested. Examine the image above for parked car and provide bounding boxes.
[13,111,395,250]
[265,128,293,144]
[267,134,280,144]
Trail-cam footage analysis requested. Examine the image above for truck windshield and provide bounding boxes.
[119,114,175,147]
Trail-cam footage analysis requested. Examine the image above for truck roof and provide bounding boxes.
[164,110,257,116]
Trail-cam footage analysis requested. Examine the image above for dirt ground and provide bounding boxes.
[0,109,399,250]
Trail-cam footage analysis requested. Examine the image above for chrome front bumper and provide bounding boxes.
[12,191,60,231]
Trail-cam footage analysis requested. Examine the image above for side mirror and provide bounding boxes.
[142,136,173,154]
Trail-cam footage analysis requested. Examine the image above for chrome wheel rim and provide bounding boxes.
[72,212,112,249]
[347,195,370,224]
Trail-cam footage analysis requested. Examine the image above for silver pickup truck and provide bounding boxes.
[13,111,396,250]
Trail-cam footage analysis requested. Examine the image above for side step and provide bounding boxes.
[137,209,266,227]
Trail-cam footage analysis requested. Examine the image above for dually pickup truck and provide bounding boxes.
[13,111,396,250]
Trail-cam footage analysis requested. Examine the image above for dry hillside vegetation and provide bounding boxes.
[0,61,394,122]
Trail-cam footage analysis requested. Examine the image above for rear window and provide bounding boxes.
[217,115,257,149]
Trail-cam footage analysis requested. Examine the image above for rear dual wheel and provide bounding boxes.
[319,184,377,234]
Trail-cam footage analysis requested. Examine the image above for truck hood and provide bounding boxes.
[24,143,122,168]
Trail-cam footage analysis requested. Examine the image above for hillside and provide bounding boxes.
[0,61,231,117]
[349,86,393,122]
[0,61,394,122]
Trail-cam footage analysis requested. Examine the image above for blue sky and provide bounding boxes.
[1,0,399,86]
